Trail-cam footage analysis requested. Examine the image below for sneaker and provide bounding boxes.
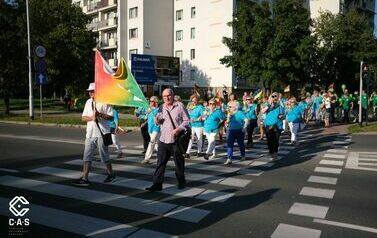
[104,174,116,183]
[141,159,150,164]
[203,154,209,160]
[73,177,89,186]
[224,159,232,165]
[184,153,190,159]
[146,183,162,192]
[142,150,146,154]
[116,152,123,158]
[197,152,206,157]
[209,153,216,160]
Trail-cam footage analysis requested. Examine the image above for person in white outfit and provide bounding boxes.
[286,97,302,145]
[142,96,161,164]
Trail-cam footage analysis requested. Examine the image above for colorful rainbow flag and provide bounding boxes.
[94,50,149,109]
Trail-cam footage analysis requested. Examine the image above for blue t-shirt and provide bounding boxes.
[135,107,148,122]
[147,107,160,133]
[244,103,257,120]
[287,105,302,123]
[203,109,226,133]
[189,105,204,128]
[265,104,284,129]
[298,101,308,114]
[228,110,247,130]
[110,109,119,128]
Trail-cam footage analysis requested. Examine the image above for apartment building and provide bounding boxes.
[73,0,173,68]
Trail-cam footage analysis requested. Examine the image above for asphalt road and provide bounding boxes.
[0,122,376,238]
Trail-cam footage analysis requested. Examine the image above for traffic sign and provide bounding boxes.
[35,45,46,58]
[35,73,47,85]
[35,58,47,73]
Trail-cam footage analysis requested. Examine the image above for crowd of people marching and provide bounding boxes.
[74,83,377,188]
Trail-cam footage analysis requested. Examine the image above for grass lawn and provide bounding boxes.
[0,114,139,127]
[348,121,377,133]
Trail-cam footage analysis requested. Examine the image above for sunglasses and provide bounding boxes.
[209,103,215,105]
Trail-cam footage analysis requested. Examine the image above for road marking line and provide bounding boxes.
[358,152,377,155]
[314,167,342,174]
[313,218,377,234]
[333,141,349,145]
[319,160,344,166]
[0,175,210,223]
[66,159,251,187]
[288,202,328,219]
[0,134,84,144]
[299,187,335,199]
[346,152,377,172]
[326,149,347,154]
[0,168,19,173]
[307,176,337,185]
[271,223,321,238]
[0,197,144,238]
[324,154,346,159]
[358,162,377,166]
[30,167,234,202]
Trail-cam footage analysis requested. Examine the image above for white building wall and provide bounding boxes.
[127,0,144,64]
[174,0,235,88]
[307,0,340,19]
[143,0,173,56]
[118,0,128,62]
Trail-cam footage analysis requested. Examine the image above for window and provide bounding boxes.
[176,9,183,21]
[190,27,195,39]
[129,7,138,19]
[175,50,183,62]
[190,69,195,81]
[129,49,138,59]
[191,7,196,18]
[176,30,183,41]
[190,49,195,60]
[129,28,138,39]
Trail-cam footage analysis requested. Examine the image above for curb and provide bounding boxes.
[0,120,138,131]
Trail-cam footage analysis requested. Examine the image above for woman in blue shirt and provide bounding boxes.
[286,97,302,145]
[185,94,205,158]
[110,107,123,158]
[243,96,258,148]
[202,98,226,160]
[225,101,249,165]
[262,93,285,160]
[142,96,161,164]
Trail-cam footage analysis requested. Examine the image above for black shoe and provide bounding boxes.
[104,174,116,183]
[177,181,186,190]
[146,184,162,192]
[203,154,209,160]
[142,150,146,154]
[197,152,206,157]
[73,177,89,186]
[184,153,190,159]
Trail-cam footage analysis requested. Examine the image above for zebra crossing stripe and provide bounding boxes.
[299,187,335,199]
[307,176,338,185]
[324,154,346,159]
[0,197,173,238]
[288,202,329,219]
[326,149,347,154]
[314,167,342,174]
[29,167,234,202]
[65,160,251,188]
[271,223,321,238]
[319,160,344,166]
[0,175,210,223]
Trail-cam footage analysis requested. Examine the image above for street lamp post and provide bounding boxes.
[26,0,33,119]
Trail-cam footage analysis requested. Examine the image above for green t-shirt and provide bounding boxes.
[361,94,368,109]
[371,95,377,107]
[341,95,352,110]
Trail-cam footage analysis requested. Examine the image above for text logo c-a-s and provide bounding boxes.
[9,196,29,217]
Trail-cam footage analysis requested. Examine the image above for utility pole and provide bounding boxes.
[26,0,34,119]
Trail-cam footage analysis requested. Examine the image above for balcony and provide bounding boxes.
[99,39,117,49]
[85,0,117,14]
[96,18,117,31]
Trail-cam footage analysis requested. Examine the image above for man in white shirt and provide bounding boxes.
[74,83,115,186]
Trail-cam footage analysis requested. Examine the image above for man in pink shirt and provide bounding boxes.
[146,88,190,192]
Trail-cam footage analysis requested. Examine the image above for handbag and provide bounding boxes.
[95,120,113,146]
[166,109,191,155]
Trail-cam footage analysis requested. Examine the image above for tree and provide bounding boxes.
[0,0,96,114]
[313,9,377,91]
[266,0,312,91]
[220,0,255,83]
